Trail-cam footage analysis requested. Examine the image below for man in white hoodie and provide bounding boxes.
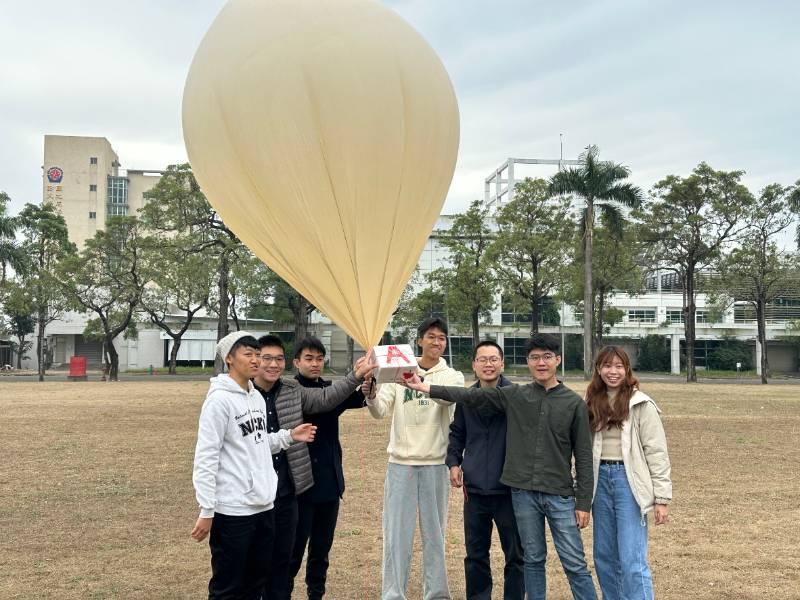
[364,317,465,600]
[191,331,317,600]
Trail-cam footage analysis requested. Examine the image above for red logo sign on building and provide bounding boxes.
[47,166,64,183]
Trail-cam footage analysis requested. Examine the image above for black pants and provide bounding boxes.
[208,510,275,600]
[288,492,341,599]
[463,492,525,600]
[263,494,299,599]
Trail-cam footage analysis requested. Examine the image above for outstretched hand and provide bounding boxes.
[398,373,430,395]
[291,423,318,443]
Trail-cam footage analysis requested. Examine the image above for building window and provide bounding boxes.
[501,295,560,326]
[503,337,530,366]
[90,157,98,165]
[696,310,709,324]
[89,184,97,192]
[666,309,684,324]
[89,211,96,219]
[106,175,129,218]
[627,309,656,324]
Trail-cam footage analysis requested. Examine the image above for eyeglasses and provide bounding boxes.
[261,355,285,364]
[527,353,556,363]
[474,356,502,365]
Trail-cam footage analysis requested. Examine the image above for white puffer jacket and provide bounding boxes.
[591,390,672,515]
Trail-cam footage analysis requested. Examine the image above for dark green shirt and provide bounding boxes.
[429,381,594,512]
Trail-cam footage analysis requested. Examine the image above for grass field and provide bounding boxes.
[1,380,798,599]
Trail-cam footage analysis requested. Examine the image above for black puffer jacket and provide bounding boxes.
[445,375,513,495]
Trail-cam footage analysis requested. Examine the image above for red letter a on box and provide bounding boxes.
[386,345,410,364]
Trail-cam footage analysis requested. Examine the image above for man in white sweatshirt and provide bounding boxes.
[191,331,317,600]
[364,317,465,600]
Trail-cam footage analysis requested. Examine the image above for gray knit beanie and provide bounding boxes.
[216,330,255,364]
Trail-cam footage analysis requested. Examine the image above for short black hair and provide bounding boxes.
[294,336,327,359]
[417,317,449,339]
[258,334,285,353]
[524,333,560,356]
[473,340,504,360]
[229,335,261,357]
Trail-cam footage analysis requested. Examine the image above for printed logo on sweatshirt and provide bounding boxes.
[404,389,429,405]
[237,412,267,444]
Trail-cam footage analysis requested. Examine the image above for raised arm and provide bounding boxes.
[300,356,376,414]
[365,381,396,419]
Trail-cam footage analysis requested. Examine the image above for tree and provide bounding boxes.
[566,218,644,350]
[716,184,797,383]
[0,191,25,285]
[140,234,213,374]
[2,282,34,369]
[789,180,800,248]
[428,199,497,346]
[16,203,76,380]
[140,164,242,373]
[550,146,643,379]
[639,163,754,382]
[490,178,573,335]
[58,217,146,381]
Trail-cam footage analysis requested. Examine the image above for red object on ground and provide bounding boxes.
[68,356,87,380]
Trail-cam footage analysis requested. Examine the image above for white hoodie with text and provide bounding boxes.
[193,374,294,518]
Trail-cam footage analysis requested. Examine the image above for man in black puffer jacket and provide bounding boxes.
[446,341,524,600]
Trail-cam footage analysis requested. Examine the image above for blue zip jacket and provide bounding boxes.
[445,375,513,495]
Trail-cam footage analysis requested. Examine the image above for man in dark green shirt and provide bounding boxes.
[402,333,597,600]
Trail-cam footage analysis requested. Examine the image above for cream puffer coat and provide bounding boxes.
[591,390,672,515]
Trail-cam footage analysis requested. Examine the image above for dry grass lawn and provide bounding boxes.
[0,380,798,599]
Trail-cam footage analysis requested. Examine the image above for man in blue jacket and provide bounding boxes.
[446,341,524,600]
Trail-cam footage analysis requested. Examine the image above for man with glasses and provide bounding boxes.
[446,341,524,600]
[401,333,597,600]
[253,335,376,599]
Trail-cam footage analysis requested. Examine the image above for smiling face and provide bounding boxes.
[417,327,447,365]
[526,347,561,387]
[257,344,286,386]
[599,355,626,391]
[294,348,324,380]
[473,344,504,386]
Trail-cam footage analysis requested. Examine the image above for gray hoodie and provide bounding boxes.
[193,374,294,518]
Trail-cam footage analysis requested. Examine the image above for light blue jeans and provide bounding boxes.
[592,463,654,600]
[510,489,598,600]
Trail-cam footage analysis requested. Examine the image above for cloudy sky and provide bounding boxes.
[1,0,798,218]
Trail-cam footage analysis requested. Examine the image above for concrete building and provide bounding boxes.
[21,138,800,375]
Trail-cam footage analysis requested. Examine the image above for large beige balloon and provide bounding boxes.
[183,0,459,349]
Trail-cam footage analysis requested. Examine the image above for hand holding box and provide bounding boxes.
[372,344,418,384]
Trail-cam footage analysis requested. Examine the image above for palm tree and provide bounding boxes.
[0,191,25,285]
[788,179,800,248]
[549,146,642,379]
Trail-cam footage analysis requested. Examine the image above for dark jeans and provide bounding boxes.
[263,494,299,599]
[208,510,275,600]
[289,493,341,599]
[463,492,525,600]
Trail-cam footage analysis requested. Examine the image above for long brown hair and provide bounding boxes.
[586,345,639,432]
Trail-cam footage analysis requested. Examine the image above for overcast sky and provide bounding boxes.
[1,0,798,218]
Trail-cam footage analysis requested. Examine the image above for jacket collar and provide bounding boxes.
[471,374,513,389]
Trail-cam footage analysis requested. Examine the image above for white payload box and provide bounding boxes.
[372,344,418,384]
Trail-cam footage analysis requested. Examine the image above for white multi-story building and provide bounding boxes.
[23,137,800,375]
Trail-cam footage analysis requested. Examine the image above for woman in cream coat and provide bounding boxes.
[585,346,672,600]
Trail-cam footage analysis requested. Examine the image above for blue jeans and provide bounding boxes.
[510,489,597,600]
[592,463,653,600]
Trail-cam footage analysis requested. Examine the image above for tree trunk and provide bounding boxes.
[37,307,46,382]
[471,308,480,347]
[106,338,120,381]
[15,338,24,370]
[595,290,606,351]
[684,266,697,383]
[293,293,310,347]
[215,252,231,374]
[583,200,594,379]
[530,296,540,335]
[346,335,354,369]
[169,337,181,375]
[756,298,768,384]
